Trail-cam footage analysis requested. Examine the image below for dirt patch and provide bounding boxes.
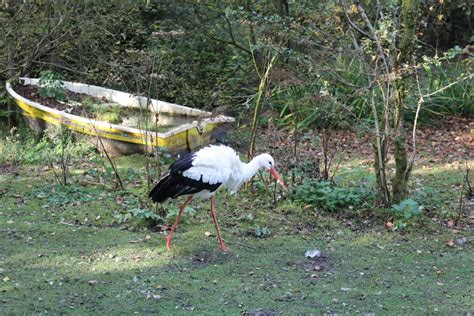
[14,84,101,118]
[300,253,330,281]
[14,84,195,131]
[190,250,231,266]
[253,116,472,174]
[0,164,18,175]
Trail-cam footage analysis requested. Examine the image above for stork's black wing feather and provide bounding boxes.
[148,173,222,203]
[148,152,222,203]
[169,152,195,174]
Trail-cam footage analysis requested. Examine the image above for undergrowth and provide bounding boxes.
[294,179,372,212]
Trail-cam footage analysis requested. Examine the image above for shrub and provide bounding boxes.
[38,71,66,101]
[390,198,423,229]
[295,180,367,212]
[0,124,94,165]
[129,208,161,221]
[165,205,196,224]
[250,225,272,238]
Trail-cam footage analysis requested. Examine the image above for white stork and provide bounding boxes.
[149,144,286,252]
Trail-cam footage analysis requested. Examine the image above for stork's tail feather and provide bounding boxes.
[149,175,175,203]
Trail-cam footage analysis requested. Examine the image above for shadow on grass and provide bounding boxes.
[2,219,473,314]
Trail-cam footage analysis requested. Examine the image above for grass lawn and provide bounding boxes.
[1,155,473,315]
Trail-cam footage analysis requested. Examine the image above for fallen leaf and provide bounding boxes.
[115,196,123,205]
[445,239,454,247]
[385,221,394,230]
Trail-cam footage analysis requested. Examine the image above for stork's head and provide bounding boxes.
[256,153,286,190]
[256,153,275,170]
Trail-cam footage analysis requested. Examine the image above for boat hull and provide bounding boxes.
[6,78,234,155]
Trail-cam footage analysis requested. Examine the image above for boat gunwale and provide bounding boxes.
[6,78,234,139]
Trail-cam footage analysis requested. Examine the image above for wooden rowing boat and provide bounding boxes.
[6,78,234,155]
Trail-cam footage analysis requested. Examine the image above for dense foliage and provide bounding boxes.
[1,1,472,113]
[1,0,472,207]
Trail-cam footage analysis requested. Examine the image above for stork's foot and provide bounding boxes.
[218,241,229,252]
[165,235,173,250]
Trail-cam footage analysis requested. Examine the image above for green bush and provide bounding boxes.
[295,180,368,212]
[251,225,272,238]
[38,71,67,101]
[411,49,473,120]
[0,123,95,165]
[129,208,161,221]
[165,205,196,224]
[390,198,423,229]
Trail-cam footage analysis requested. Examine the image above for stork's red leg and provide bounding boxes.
[165,195,193,250]
[210,195,229,252]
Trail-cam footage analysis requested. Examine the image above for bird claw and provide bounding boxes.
[219,242,229,252]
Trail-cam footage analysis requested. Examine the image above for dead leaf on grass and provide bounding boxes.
[445,239,455,247]
[385,221,394,230]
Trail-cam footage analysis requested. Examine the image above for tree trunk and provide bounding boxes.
[392,0,419,203]
[373,135,391,206]
[392,119,409,203]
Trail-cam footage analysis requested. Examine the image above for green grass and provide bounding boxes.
[1,159,473,314]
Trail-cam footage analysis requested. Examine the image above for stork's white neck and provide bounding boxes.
[241,156,264,182]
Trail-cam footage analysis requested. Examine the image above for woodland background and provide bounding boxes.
[0,1,473,314]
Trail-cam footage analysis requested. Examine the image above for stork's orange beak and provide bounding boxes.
[269,168,286,190]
